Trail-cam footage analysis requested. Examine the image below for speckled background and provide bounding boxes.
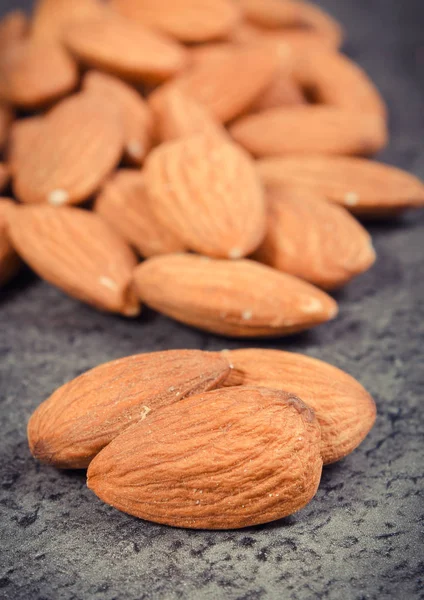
[1,1,423,599]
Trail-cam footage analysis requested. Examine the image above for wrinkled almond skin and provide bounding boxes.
[253,186,376,290]
[0,163,9,192]
[148,85,228,143]
[95,170,186,257]
[134,254,338,337]
[224,349,377,464]
[0,198,20,287]
[8,205,140,316]
[257,156,424,217]
[87,386,323,529]
[144,134,266,259]
[28,350,231,469]
[230,106,387,157]
[84,70,154,165]
[13,92,124,206]
[173,43,279,122]
[7,116,44,174]
[64,13,188,84]
[0,101,13,151]
[110,0,240,43]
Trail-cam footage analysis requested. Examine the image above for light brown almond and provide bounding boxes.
[253,186,376,289]
[148,85,228,143]
[133,254,338,337]
[13,92,124,206]
[109,0,240,43]
[0,101,13,151]
[8,205,140,316]
[247,69,306,112]
[0,10,29,48]
[230,106,388,157]
[0,198,20,287]
[7,116,44,174]
[64,12,188,84]
[173,43,279,122]
[87,386,322,529]
[223,349,377,464]
[94,170,186,257]
[28,349,231,469]
[144,134,266,258]
[83,70,154,165]
[32,0,105,41]
[257,156,424,217]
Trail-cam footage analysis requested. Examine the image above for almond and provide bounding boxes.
[94,170,186,257]
[64,12,188,84]
[87,386,322,529]
[13,92,124,206]
[247,70,306,113]
[173,43,279,122]
[144,134,266,258]
[32,0,105,41]
[223,349,377,464]
[0,101,13,151]
[148,85,228,143]
[83,70,154,165]
[109,0,240,43]
[28,350,231,469]
[0,37,78,110]
[257,156,424,217]
[7,116,44,174]
[294,50,387,118]
[8,205,140,316]
[253,186,376,289]
[0,198,20,287]
[0,10,29,48]
[230,106,388,157]
[0,163,9,192]
[133,254,338,337]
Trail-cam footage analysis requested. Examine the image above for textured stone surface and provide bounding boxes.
[1,1,423,599]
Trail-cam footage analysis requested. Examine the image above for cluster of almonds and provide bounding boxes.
[1,0,424,338]
[28,348,377,529]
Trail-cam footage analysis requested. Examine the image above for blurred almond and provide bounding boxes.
[257,156,424,217]
[84,70,154,165]
[144,134,266,258]
[248,70,306,112]
[7,116,44,174]
[0,101,13,151]
[223,348,376,464]
[0,10,29,48]
[13,92,124,206]
[109,0,240,43]
[95,170,186,257]
[133,254,338,337]
[230,106,388,157]
[0,198,20,287]
[8,205,140,316]
[0,163,9,192]
[253,185,376,289]
[64,12,188,84]
[32,0,105,41]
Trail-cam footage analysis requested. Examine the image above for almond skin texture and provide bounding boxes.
[224,349,377,464]
[109,0,240,43]
[134,254,338,337]
[8,205,140,316]
[144,134,266,259]
[0,38,78,110]
[87,386,323,529]
[253,186,376,290]
[0,101,13,151]
[0,198,20,287]
[7,116,44,174]
[13,92,124,206]
[148,85,228,143]
[0,163,9,192]
[230,106,387,157]
[64,13,188,84]
[257,156,424,217]
[173,43,279,122]
[94,170,186,257]
[32,0,105,42]
[28,350,231,469]
[83,70,154,165]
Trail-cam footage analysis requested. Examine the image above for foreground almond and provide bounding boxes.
[94,170,186,257]
[230,106,387,157]
[8,205,140,316]
[224,349,377,464]
[134,254,338,337]
[28,350,231,469]
[0,198,20,287]
[144,134,266,259]
[13,92,124,205]
[253,186,376,289]
[87,386,323,529]
[257,156,424,217]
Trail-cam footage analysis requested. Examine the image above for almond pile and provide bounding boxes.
[28,348,376,529]
[0,0,423,337]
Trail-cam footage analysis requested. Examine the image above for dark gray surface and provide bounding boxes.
[1,1,424,599]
